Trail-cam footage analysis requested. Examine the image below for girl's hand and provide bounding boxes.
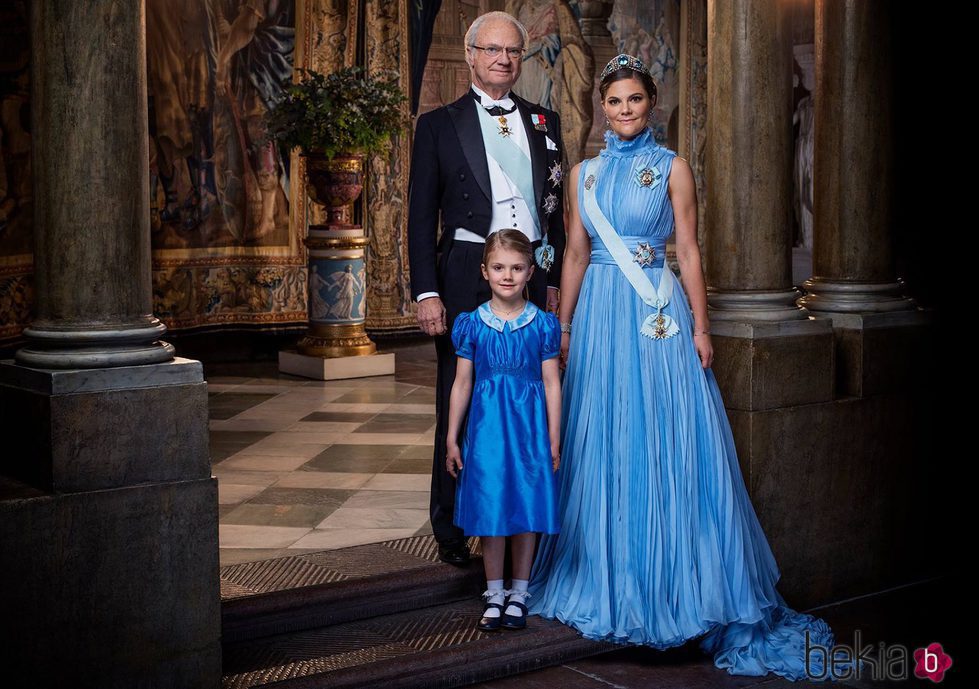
[446,443,463,478]
[551,442,561,472]
[559,332,570,371]
[694,332,713,369]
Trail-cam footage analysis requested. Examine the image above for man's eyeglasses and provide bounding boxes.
[469,44,526,60]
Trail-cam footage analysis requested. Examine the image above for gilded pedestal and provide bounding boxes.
[282,153,394,379]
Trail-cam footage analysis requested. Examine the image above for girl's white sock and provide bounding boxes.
[482,579,505,618]
[505,578,529,617]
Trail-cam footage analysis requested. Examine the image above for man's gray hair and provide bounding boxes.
[464,11,528,51]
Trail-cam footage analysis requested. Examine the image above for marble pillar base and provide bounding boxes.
[799,278,916,313]
[711,318,835,411]
[279,350,396,380]
[16,319,175,369]
[727,391,933,610]
[822,310,934,398]
[0,476,221,689]
[0,355,219,688]
[0,358,209,492]
[708,288,810,322]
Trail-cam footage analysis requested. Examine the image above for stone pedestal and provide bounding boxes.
[0,358,208,491]
[728,392,929,610]
[715,313,937,610]
[0,477,220,688]
[0,359,220,688]
[711,319,834,412]
[279,350,396,381]
[825,310,933,399]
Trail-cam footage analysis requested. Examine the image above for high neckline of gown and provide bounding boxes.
[601,127,657,158]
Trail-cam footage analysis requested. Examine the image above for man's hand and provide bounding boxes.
[417,296,447,336]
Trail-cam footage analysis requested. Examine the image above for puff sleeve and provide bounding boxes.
[452,312,476,360]
[540,312,561,361]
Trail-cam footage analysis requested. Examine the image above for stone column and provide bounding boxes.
[797,0,923,400]
[0,2,220,686]
[578,0,614,40]
[16,0,173,369]
[798,0,914,314]
[699,0,936,614]
[704,0,835,444]
[705,0,805,322]
[581,1,616,160]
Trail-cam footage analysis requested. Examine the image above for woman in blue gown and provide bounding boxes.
[528,54,840,681]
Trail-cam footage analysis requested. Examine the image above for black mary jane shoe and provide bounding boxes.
[500,599,528,630]
[477,603,505,632]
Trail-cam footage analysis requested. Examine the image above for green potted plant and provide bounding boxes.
[265,66,407,227]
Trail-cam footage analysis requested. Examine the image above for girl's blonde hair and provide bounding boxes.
[482,229,534,266]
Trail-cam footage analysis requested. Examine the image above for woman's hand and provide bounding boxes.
[446,443,463,478]
[694,332,713,369]
[559,332,570,370]
[551,441,561,472]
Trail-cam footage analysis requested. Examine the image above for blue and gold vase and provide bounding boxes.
[297,153,377,358]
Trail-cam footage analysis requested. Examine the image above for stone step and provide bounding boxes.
[222,555,484,643]
[222,597,614,689]
[220,536,487,643]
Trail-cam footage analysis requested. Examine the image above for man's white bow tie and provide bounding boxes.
[480,96,515,110]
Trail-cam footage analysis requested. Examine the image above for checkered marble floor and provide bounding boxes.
[207,340,439,566]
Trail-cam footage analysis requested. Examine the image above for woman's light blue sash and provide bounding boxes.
[581,157,679,340]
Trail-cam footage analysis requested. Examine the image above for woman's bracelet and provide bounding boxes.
[560,322,572,334]
[693,328,710,336]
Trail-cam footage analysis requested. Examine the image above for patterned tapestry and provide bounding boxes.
[0,1,32,343]
[148,0,308,332]
[363,0,415,333]
[0,0,699,343]
[1,0,312,343]
[608,0,680,147]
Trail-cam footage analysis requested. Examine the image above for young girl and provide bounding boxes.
[445,229,562,632]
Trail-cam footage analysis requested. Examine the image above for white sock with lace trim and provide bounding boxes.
[505,578,529,617]
[482,580,505,618]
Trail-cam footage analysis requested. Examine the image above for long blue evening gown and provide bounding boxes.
[529,129,839,681]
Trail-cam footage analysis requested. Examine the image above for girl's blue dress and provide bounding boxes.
[529,130,839,681]
[452,301,562,537]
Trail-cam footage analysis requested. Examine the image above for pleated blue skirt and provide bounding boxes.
[529,262,841,681]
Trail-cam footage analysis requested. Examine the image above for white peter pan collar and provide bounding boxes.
[477,301,539,332]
